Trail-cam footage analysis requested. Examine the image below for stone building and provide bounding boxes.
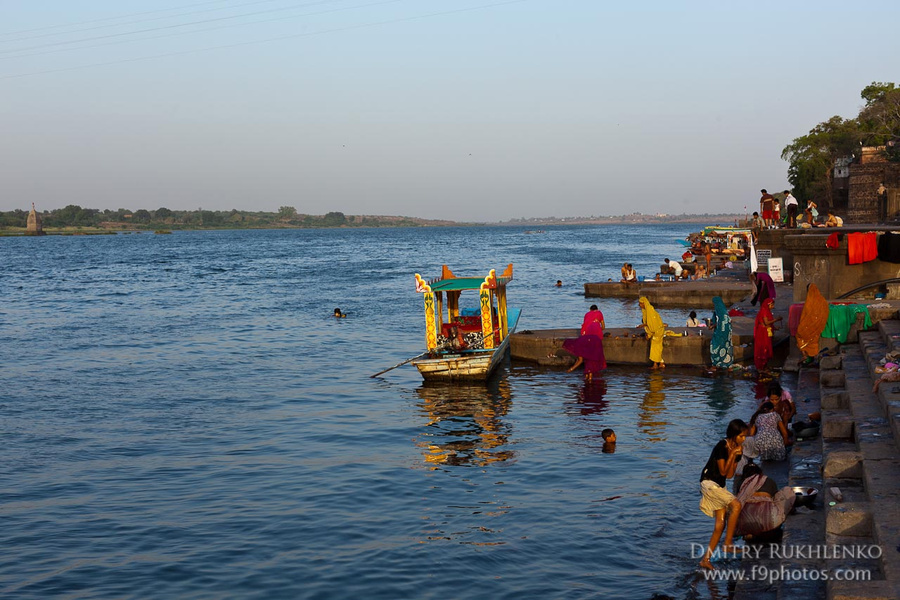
[847,146,900,224]
[25,203,44,235]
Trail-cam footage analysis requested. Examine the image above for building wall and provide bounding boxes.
[787,232,900,302]
[847,157,900,224]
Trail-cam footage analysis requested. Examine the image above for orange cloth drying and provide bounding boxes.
[847,232,877,265]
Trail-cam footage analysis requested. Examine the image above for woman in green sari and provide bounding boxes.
[710,296,734,370]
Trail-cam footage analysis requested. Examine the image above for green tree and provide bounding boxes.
[858,82,900,160]
[781,116,859,205]
[323,211,346,227]
[278,206,297,219]
[155,207,173,219]
[782,82,900,202]
[133,209,151,223]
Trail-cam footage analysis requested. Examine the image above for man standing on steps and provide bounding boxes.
[783,191,799,228]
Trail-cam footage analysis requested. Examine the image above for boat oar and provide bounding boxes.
[370,352,430,378]
[370,328,501,378]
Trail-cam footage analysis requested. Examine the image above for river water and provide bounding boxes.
[1,225,775,599]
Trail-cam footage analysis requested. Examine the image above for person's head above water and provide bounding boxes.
[334,308,345,318]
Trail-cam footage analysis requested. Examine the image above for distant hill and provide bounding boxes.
[494,213,746,226]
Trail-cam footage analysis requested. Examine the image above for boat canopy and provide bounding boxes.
[414,264,513,352]
[701,226,753,237]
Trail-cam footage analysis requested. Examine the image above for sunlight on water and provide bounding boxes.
[0,225,769,599]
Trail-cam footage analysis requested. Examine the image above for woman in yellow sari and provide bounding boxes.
[796,284,829,362]
[638,297,667,369]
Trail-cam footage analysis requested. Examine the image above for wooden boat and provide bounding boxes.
[412,264,521,381]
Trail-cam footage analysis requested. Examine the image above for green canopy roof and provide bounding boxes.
[429,277,502,292]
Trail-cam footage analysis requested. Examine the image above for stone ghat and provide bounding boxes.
[583,279,751,309]
[511,327,767,367]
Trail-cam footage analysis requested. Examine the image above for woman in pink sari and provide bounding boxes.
[564,316,607,382]
[734,464,795,539]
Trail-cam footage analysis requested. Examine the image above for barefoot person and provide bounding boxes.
[638,297,667,369]
[753,298,781,373]
[698,419,747,569]
[563,310,606,382]
[710,296,734,371]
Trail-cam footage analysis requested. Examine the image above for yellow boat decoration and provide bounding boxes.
[412,264,520,381]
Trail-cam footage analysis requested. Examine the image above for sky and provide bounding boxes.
[2,0,899,222]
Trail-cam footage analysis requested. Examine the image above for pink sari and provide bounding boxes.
[734,475,795,536]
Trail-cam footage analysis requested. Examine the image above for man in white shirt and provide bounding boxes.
[664,258,683,279]
[783,191,799,228]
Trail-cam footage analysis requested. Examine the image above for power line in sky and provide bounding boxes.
[1,0,530,79]
[0,0,346,55]
[0,0,403,61]
[0,0,281,39]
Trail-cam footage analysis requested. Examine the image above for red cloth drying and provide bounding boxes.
[847,232,877,264]
[826,232,839,249]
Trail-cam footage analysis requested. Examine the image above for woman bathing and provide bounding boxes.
[710,296,734,371]
[748,401,791,461]
[699,419,748,569]
[753,298,781,373]
[638,297,667,369]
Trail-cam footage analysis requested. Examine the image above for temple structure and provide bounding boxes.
[26,203,44,235]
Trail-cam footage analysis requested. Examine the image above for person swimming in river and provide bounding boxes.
[601,428,616,453]
[334,308,346,318]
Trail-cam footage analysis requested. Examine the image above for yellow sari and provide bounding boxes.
[639,296,666,363]
[796,284,829,358]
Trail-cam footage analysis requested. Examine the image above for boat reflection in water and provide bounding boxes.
[414,378,514,468]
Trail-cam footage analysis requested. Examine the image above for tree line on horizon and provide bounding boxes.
[0,205,746,230]
[0,206,426,229]
[782,81,900,207]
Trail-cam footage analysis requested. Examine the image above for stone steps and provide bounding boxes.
[820,337,900,599]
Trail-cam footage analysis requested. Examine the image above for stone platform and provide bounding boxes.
[513,280,795,367]
[511,326,765,367]
[583,279,752,308]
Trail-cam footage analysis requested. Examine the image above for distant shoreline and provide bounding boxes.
[2,212,746,235]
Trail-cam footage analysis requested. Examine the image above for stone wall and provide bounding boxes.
[786,232,900,302]
[847,161,900,224]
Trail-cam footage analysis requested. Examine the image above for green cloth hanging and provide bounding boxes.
[822,304,873,343]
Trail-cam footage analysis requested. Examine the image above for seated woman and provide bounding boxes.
[686,310,701,327]
[749,401,791,461]
[734,464,795,540]
[692,264,708,280]
[447,325,468,352]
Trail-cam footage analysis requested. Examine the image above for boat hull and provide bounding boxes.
[413,336,511,382]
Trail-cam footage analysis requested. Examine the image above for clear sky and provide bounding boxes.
[2,0,898,221]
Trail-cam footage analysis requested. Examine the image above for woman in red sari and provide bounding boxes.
[753,298,781,372]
